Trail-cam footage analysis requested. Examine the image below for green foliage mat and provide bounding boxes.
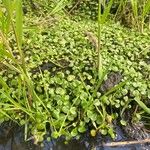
[0,15,150,141]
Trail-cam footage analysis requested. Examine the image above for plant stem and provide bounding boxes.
[98,0,103,80]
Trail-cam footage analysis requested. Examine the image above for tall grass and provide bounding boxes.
[140,0,150,32]
[130,0,150,32]
[115,0,150,32]
[97,0,113,79]
[0,0,54,142]
[114,0,149,32]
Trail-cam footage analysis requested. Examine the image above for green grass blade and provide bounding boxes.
[101,0,114,24]
[0,76,9,91]
[134,98,150,114]
[0,48,15,61]
[0,6,9,34]
[2,62,21,73]
[98,0,102,80]
[21,70,49,113]
[130,0,138,18]
[93,64,111,97]
[2,0,14,33]
[2,0,12,15]
[0,30,14,56]
[3,0,26,71]
[142,0,150,18]
[0,89,35,120]
[58,96,79,136]
[15,0,23,48]
[101,80,127,98]
[0,108,16,122]
[114,0,126,20]
[51,0,69,15]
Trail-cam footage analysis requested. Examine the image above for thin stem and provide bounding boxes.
[10,20,27,74]
[98,0,103,79]
[58,96,79,135]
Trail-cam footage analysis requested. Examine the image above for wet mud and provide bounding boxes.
[0,123,149,150]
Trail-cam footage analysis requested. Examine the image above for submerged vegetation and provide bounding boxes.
[0,0,150,144]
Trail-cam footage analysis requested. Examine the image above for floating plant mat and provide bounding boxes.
[0,14,150,143]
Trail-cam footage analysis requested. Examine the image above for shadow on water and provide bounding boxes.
[0,123,149,150]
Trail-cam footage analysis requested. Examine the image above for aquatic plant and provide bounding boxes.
[0,0,150,144]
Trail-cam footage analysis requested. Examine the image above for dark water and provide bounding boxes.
[0,124,149,150]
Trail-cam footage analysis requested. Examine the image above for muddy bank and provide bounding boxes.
[0,122,149,150]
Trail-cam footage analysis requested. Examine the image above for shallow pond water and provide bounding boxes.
[0,124,149,150]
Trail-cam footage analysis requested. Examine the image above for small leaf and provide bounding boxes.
[62,106,69,114]
[94,99,100,106]
[101,129,107,135]
[108,128,115,139]
[120,120,127,126]
[78,126,86,133]
[70,107,76,115]
[71,128,78,137]
[55,87,65,95]
[67,75,75,81]
[52,131,59,139]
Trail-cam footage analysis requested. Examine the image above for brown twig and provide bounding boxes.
[84,31,98,51]
[103,138,150,147]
